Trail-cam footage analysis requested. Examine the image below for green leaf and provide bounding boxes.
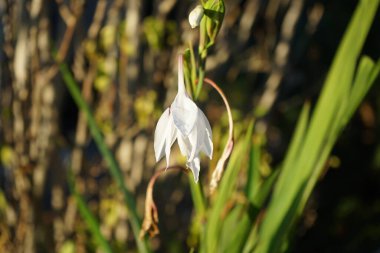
[58,63,151,253]
[225,169,280,253]
[68,172,113,253]
[346,56,379,123]
[254,1,380,252]
[271,102,310,201]
[245,134,262,202]
[202,121,254,253]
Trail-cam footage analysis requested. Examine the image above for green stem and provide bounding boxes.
[188,41,198,97]
[189,175,206,214]
[59,63,151,253]
[195,59,206,100]
[188,175,206,250]
[195,11,209,100]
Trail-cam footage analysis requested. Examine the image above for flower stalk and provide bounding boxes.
[203,78,234,193]
[140,166,189,238]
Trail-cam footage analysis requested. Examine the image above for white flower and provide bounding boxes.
[154,55,213,182]
[188,5,204,29]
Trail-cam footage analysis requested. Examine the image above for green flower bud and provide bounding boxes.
[203,0,225,46]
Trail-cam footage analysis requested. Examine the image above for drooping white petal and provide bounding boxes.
[186,109,213,161]
[177,133,192,157]
[165,111,177,167]
[171,93,198,136]
[154,108,177,166]
[198,110,213,159]
[187,122,199,161]
[154,108,171,162]
[186,157,200,183]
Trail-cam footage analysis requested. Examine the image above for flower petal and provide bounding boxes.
[171,93,198,136]
[198,109,213,159]
[186,109,213,161]
[186,157,200,183]
[187,123,199,161]
[177,133,192,157]
[154,108,177,166]
[165,111,177,167]
[154,108,170,161]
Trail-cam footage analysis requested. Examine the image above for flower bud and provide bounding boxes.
[188,5,204,28]
[204,0,225,42]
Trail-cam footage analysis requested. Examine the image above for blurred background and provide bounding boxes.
[0,0,379,252]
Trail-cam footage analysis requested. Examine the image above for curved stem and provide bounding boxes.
[140,166,188,238]
[204,78,233,139]
[203,78,234,193]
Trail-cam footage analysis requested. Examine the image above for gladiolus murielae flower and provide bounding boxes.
[154,55,213,182]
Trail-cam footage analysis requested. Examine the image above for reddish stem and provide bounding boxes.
[203,78,234,193]
[140,165,188,238]
[204,78,234,140]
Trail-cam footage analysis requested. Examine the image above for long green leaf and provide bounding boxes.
[202,121,254,253]
[225,169,280,253]
[67,171,113,253]
[59,63,150,253]
[255,1,379,252]
[302,57,380,215]
[245,134,262,202]
[272,102,310,200]
[346,57,380,123]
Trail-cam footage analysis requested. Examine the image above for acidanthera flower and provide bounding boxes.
[154,55,213,182]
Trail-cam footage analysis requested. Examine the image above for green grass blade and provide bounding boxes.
[219,205,249,252]
[203,121,254,253]
[271,102,310,200]
[246,134,262,202]
[302,57,380,217]
[68,172,113,253]
[346,57,379,123]
[59,63,150,253]
[225,169,280,253]
[74,193,114,253]
[242,222,259,253]
[369,59,380,85]
[254,1,379,252]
